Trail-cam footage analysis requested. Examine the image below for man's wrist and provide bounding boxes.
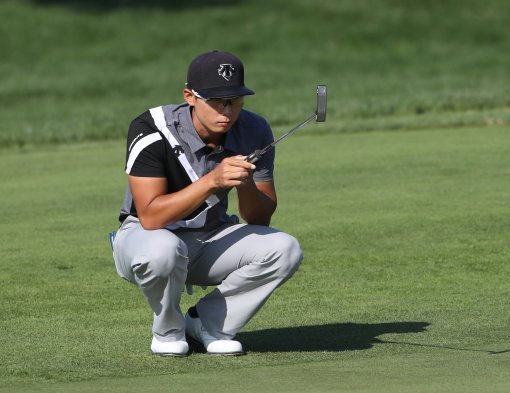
[236,177,256,191]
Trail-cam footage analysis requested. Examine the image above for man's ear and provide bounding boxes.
[183,89,196,106]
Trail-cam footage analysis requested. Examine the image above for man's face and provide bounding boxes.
[184,89,244,140]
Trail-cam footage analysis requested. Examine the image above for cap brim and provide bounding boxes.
[196,85,255,99]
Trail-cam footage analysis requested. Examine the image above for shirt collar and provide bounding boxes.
[175,104,207,153]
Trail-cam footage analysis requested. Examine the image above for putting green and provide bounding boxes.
[5,347,510,393]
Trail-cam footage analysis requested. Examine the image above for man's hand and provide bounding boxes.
[210,155,277,226]
[208,155,256,189]
[130,155,275,230]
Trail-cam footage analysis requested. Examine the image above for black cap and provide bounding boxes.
[186,50,255,98]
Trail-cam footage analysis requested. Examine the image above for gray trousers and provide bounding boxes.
[113,216,303,342]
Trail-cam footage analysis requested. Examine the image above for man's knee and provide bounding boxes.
[271,233,303,278]
[131,237,188,279]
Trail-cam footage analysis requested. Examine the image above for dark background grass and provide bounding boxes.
[1,0,510,147]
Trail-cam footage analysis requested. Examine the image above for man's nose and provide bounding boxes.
[220,101,233,114]
[221,99,234,108]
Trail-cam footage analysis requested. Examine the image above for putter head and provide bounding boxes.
[316,85,327,122]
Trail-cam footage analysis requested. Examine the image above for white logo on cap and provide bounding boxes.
[218,64,235,81]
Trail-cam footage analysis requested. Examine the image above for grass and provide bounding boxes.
[1,0,510,391]
[5,356,510,393]
[1,126,509,392]
[1,0,510,147]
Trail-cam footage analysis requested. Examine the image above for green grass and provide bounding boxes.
[1,0,510,147]
[1,0,510,391]
[1,126,509,392]
[6,356,510,393]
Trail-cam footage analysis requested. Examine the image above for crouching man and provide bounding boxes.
[112,50,303,356]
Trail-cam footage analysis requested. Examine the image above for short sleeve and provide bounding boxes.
[125,113,166,177]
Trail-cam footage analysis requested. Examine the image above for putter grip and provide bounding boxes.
[246,150,261,164]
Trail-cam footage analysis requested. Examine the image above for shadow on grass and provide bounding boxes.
[238,322,429,352]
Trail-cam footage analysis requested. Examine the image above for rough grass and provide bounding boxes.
[1,0,510,147]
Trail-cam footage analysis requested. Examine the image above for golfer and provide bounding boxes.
[112,50,303,356]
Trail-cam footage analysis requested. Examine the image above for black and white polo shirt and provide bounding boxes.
[118,103,274,231]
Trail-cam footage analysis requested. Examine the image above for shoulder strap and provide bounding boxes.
[148,106,220,229]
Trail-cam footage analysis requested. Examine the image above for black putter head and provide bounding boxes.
[316,85,327,122]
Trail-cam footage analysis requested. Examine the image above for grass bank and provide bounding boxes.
[1,0,510,148]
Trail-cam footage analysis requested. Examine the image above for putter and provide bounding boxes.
[246,85,327,164]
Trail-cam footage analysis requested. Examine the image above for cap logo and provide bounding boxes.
[218,63,235,81]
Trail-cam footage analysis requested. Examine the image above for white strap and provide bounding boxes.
[125,133,162,174]
[149,106,220,229]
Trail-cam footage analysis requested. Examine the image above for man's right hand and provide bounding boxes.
[207,155,256,190]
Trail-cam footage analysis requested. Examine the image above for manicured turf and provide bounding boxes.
[1,126,509,392]
[6,354,510,393]
[1,0,510,391]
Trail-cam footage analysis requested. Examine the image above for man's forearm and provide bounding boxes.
[236,180,277,226]
[131,174,218,230]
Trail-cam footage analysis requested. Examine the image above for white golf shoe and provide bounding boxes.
[151,336,189,357]
[185,312,245,356]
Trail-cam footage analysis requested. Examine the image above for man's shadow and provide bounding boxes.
[238,322,429,352]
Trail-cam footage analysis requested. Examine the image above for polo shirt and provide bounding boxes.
[119,103,275,231]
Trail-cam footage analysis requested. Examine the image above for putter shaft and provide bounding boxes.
[246,85,327,164]
[246,113,316,164]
